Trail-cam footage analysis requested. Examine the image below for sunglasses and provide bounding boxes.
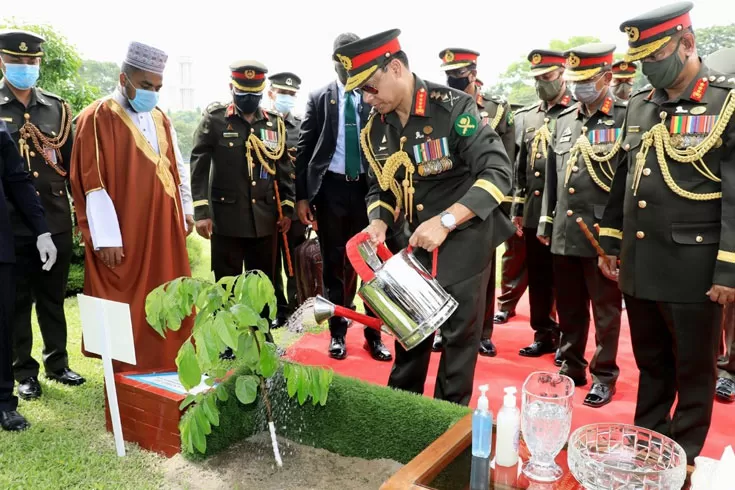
[361,84,378,95]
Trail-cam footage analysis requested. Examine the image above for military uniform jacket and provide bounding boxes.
[600,65,735,303]
[0,81,73,237]
[190,103,295,239]
[284,112,301,220]
[364,76,513,287]
[539,93,626,258]
[511,91,574,229]
[477,92,515,213]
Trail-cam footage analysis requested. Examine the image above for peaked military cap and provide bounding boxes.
[563,43,616,82]
[269,72,301,92]
[705,47,735,76]
[0,30,45,57]
[612,60,638,78]
[528,49,566,76]
[230,60,268,93]
[439,48,479,71]
[620,1,693,62]
[333,29,402,92]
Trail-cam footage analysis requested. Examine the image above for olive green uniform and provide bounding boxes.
[538,93,624,387]
[364,76,513,405]
[0,81,74,381]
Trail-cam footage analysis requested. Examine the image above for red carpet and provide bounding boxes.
[285,290,733,459]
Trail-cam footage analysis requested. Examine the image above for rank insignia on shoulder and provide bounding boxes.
[600,97,613,115]
[454,113,478,136]
[430,90,443,100]
[414,87,427,116]
[260,128,279,150]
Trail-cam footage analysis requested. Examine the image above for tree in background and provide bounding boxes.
[79,60,120,95]
[168,110,203,163]
[0,19,100,113]
[697,24,735,58]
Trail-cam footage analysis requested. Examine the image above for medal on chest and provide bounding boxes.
[413,137,453,176]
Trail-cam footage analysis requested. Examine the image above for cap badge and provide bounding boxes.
[285,78,293,86]
[244,70,256,79]
[19,42,28,52]
[567,53,580,68]
[624,26,640,42]
[619,62,628,71]
[336,54,352,71]
[443,51,455,63]
[531,53,542,65]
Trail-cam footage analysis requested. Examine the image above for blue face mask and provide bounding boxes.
[125,76,159,113]
[2,63,40,90]
[274,93,296,114]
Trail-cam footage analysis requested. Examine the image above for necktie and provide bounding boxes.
[344,91,361,179]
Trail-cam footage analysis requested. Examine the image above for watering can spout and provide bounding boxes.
[314,295,336,324]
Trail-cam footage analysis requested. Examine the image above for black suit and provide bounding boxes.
[0,121,49,412]
[295,81,380,340]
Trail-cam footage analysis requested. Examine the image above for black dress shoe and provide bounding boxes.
[364,339,392,362]
[493,311,516,324]
[584,383,616,407]
[478,339,497,357]
[716,377,735,403]
[0,411,30,431]
[519,341,557,358]
[432,332,443,352]
[17,376,42,400]
[329,336,347,360]
[554,348,563,367]
[46,368,86,386]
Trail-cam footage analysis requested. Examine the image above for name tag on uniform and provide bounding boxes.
[223,132,239,138]
[628,126,641,133]
[525,127,535,133]
[413,137,453,177]
[260,128,279,150]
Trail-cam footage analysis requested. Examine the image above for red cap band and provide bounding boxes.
[351,38,401,70]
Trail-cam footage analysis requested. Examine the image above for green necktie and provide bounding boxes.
[344,91,361,179]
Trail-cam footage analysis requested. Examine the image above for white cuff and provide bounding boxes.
[86,189,122,249]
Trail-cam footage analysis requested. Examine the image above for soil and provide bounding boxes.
[162,432,404,490]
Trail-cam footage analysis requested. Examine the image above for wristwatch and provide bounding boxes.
[439,211,457,232]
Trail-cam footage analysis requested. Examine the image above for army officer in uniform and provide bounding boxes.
[0,30,85,400]
[538,44,623,408]
[611,60,638,102]
[334,29,513,406]
[268,72,306,325]
[433,48,516,358]
[599,1,735,462]
[191,61,294,345]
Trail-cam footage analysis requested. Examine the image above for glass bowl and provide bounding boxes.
[568,423,687,489]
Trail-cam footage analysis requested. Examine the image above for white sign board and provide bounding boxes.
[77,294,136,457]
[126,373,212,395]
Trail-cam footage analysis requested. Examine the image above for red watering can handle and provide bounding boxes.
[406,246,439,278]
[346,232,394,282]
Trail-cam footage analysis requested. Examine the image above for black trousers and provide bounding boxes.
[274,220,307,319]
[12,231,72,381]
[388,263,492,406]
[314,172,380,342]
[553,255,621,385]
[718,304,735,380]
[625,295,721,464]
[523,229,558,341]
[0,264,17,412]
[482,232,528,340]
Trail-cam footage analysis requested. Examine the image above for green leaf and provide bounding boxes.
[258,342,279,378]
[235,375,260,405]
[204,377,215,387]
[179,394,197,411]
[195,405,212,435]
[144,287,165,337]
[286,365,298,398]
[257,318,270,333]
[191,418,207,453]
[230,303,260,329]
[175,341,202,391]
[193,330,212,369]
[180,416,194,453]
[215,383,229,402]
[217,275,237,295]
[297,368,310,405]
[216,311,239,350]
[236,332,260,369]
[319,369,333,406]
[202,396,220,426]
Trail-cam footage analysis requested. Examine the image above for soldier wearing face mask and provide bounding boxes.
[434,48,516,358]
[268,72,306,326]
[599,1,735,462]
[538,44,624,409]
[611,60,638,102]
[190,61,294,347]
[512,49,574,362]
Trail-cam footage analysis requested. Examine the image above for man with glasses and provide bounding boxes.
[599,1,735,462]
[335,29,513,405]
[432,48,518,358]
[537,44,624,408]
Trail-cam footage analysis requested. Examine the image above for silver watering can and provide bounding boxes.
[319,232,458,351]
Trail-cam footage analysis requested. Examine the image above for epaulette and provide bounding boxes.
[558,104,579,117]
[515,102,541,115]
[630,86,653,101]
[38,88,63,101]
[263,107,282,118]
[206,101,226,114]
[708,73,735,90]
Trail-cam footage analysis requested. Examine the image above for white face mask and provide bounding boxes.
[570,79,602,104]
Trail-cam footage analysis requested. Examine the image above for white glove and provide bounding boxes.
[36,233,57,271]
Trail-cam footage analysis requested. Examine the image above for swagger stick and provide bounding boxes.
[576,217,607,259]
[273,181,294,277]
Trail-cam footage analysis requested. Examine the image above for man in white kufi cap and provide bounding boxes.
[69,41,194,373]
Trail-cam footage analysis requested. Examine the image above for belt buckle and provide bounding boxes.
[345,174,360,182]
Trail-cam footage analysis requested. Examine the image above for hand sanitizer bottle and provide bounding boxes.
[470,385,492,490]
[495,386,520,467]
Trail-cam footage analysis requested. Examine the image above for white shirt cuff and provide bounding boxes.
[86,189,122,249]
